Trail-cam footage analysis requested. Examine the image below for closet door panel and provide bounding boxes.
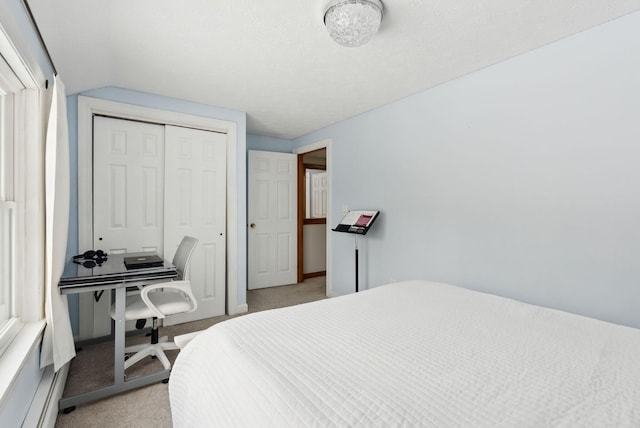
[164,126,227,324]
[93,116,165,255]
[91,116,165,336]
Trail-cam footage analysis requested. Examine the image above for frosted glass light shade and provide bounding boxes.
[324,0,383,48]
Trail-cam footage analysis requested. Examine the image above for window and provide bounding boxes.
[0,201,15,333]
[0,54,22,354]
[305,168,327,219]
[0,26,44,357]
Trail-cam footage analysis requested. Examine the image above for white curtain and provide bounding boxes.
[40,75,76,371]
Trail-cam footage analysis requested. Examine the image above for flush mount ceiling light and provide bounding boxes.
[324,0,384,48]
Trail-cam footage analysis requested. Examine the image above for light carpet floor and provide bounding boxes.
[54,276,327,428]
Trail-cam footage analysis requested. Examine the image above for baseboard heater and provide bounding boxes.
[23,362,69,428]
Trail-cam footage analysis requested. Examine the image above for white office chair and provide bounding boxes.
[111,236,199,372]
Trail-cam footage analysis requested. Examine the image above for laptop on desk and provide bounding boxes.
[124,254,164,269]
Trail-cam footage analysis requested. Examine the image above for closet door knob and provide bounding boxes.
[250,223,256,228]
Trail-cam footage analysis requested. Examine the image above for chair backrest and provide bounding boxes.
[172,236,199,280]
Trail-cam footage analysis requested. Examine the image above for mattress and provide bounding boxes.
[169,280,640,427]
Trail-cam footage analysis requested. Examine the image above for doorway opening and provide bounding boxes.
[297,148,326,283]
[294,139,332,296]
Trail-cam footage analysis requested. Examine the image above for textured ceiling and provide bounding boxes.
[28,0,640,139]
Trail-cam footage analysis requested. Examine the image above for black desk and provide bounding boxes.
[58,252,178,411]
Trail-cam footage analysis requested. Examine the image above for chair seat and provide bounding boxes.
[111,291,193,321]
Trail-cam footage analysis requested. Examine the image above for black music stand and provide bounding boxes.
[332,210,380,292]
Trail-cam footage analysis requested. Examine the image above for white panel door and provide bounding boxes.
[92,116,165,335]
[93,116,165,253]
[163,125,227,324]
[248,150,297,289]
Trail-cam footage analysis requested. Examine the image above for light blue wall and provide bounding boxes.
[294,11,640,328]
[65,87,248,334]
[247,133,293,153]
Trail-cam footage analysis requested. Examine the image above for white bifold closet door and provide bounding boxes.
[91,117,226,335]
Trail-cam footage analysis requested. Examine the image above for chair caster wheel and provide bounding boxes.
[162,378,169,384]
[63,406,76,414]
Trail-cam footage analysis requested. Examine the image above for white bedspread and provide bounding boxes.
[169,280,640,427]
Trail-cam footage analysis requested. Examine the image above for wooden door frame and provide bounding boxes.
[77,96,240,339]
[293,139,333,296]
[297,155,326,283]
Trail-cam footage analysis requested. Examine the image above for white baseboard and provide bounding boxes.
[230,303,248,315]
[23,363,69,428]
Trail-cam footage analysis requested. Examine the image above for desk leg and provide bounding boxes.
[113,287,126,383]
[59,285,170,411]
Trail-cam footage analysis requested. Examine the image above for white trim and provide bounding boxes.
[293,139,331,155]
[230,303,248,316]
[293,139,333,296]
[0,317,20,358]
[21,88,45,322]
[23,362,69,428]
[77,96,239,336]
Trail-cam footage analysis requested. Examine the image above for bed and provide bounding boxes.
[169,280,640,427]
